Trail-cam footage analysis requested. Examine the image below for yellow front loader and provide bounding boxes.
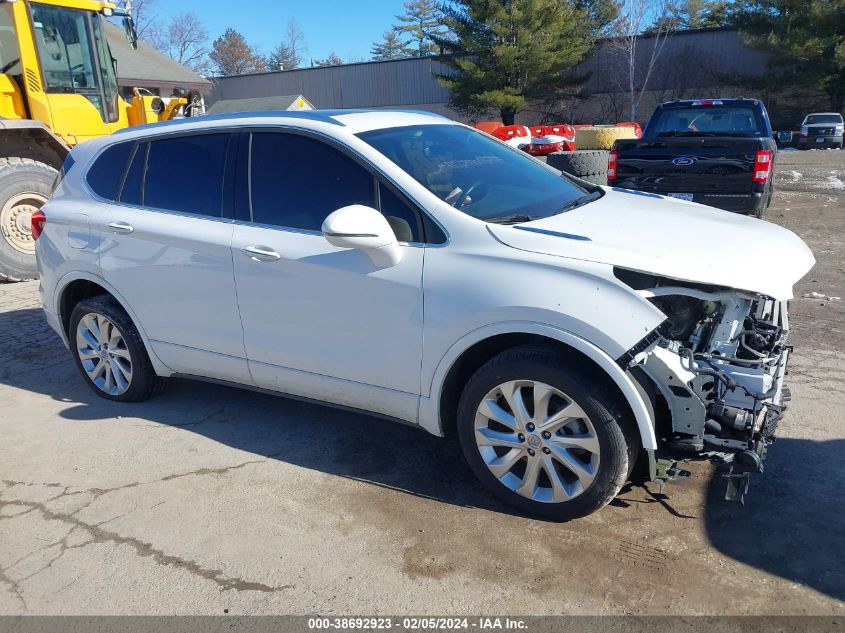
[0,0,203,280]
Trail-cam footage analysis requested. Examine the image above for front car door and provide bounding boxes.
[98,131,249,383]
[230,130,425,421]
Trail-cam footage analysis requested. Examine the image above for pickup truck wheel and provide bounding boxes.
[69,295,166,402]
[0,158,56,282]
[457,346,634,520]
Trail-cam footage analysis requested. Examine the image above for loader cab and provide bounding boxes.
[1,0,130,145]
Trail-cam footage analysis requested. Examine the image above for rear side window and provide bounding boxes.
[249,132,375,231]
[86,142,133,200]
[144,134,230,216]
[120,143,146,206]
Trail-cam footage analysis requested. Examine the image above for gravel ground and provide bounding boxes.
[0,150,843,616]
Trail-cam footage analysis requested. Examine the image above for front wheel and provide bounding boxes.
[457,346,636,520]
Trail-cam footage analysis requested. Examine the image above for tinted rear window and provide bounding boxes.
[86,142,133,200]
[144,134,230,216]
[648,106,765,138]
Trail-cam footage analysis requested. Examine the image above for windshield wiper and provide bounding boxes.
[554,191,602,215]
[485,214,538,225]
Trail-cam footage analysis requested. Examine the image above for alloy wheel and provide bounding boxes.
[75,313,133,396]
[473,380,600,503]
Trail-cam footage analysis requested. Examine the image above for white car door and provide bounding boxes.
[230,131,425,419]
[98,133,249,383]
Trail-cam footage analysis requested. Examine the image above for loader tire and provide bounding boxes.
[548,150,609,178]
[575,126,637,150]
[0,158,56,282]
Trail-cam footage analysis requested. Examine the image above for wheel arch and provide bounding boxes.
[0,122,70,171]
[54,271,174,377]
[422,322,657,450]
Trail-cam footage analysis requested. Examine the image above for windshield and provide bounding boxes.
[357,124,592,223]
[649,106,765,137]
[30,3,118,122]
[804,114,843,125]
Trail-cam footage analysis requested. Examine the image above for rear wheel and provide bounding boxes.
[0,157,56,282]
[457,346,635,520]
[69,295,165,402]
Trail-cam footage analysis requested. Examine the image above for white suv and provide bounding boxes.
[37,110,814,519]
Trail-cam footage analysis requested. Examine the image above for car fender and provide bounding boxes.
[420,320,657,450]
[53,270,175,377]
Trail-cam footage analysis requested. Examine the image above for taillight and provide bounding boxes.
[608,149,618,182]
[753,149,773,183]
[31,210,46,240]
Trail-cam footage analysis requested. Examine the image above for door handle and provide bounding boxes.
[242,245,281,262]
[107,221,134,234]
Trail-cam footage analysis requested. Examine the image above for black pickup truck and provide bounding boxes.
[608,98,777,217]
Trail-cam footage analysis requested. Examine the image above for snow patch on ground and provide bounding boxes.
[783,170,802,182]
[826,172,844,189]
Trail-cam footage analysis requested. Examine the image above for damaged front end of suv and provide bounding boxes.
[617,269,797,502]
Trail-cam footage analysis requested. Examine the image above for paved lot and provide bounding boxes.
[1,150,843,615]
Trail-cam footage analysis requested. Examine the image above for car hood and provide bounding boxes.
[487,187,815,300]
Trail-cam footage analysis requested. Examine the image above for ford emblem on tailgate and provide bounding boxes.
[672,156,696,166]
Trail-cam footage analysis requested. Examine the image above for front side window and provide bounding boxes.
[31,4,98,106]
[358,124,591,223]
[90,13,119,122]
[144,134,230,216]
[249,132,375,231]
[0,5,22,76]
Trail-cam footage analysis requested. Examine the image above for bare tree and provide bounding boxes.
[154,12,209,73]
[285,20,308,68]
[608,0,675,120]
[127,0,159,41]
[268,19,308,70]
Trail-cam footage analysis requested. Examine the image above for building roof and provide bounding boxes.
[207,95,315,114]
[104,21,211,89]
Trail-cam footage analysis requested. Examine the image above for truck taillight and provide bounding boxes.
[753,149,773,183]
[608,149,618,182]
[31,210,46,240]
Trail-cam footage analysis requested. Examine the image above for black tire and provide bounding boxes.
[69,294,166,402]
[583,172,608,186]
[548,150,609,178]
[456,345,637,520]
[0,157,57,282]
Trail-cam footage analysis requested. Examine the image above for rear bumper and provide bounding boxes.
[691,192,767,214]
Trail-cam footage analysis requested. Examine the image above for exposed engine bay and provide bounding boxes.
[616,269,792,502]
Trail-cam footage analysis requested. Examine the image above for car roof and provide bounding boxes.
[110,108,450,139]
[804,112,842,117]
[660,98,761,108]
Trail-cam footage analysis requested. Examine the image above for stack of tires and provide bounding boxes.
[548,125,637,186]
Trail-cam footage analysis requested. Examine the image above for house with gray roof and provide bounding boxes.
[104,22,211,99]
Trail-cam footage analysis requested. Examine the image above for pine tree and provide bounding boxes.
[268,20,307,70]
[371,29,413,60]
[731,0,845,110]
[395,0,445,56]
[209,28,265,75]
[433,0,594,124]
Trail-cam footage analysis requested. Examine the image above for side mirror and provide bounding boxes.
[322,205,402,268]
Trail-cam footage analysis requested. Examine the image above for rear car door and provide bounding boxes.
[98,132,250,383]
[229,130,425,418]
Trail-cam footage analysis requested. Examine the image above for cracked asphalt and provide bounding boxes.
[1,151,844,616]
